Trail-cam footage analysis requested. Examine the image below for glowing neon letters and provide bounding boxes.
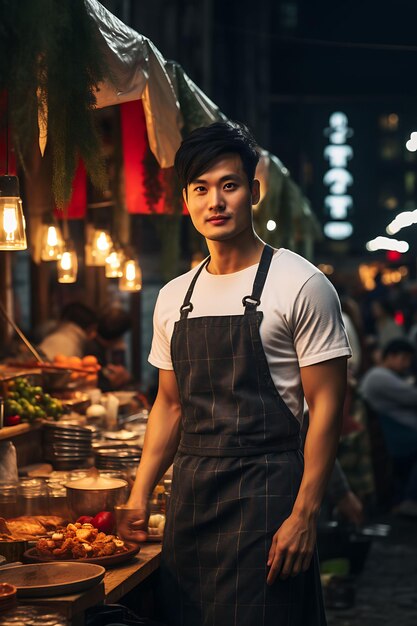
[323,112,354,240]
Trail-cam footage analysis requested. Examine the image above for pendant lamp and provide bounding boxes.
[89,229,113,266]
[105,248,124,278]
[57,215,78,283]
[40,222,64,261]
[119,257,142,292]
[57,241,78,283]
[0,175,27,250]
[0,96,27,251]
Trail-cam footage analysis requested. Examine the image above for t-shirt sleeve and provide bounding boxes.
[291,272,352,367]
[148,293,174,370]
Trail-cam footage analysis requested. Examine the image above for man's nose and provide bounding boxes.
[208,188,225,210]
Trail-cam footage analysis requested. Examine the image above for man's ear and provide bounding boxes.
[251,179,260,205]
[182,188,188,207]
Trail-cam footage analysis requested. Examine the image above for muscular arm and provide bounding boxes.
[267,356,347,583]
[128,368,182,508]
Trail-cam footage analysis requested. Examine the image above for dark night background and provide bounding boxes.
[101,0,417,267]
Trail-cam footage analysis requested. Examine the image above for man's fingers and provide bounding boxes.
[267,535,277,566]
[267,548,284,585]
[279,550,296,580]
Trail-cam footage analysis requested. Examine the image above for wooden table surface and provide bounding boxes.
[20,543,162,626]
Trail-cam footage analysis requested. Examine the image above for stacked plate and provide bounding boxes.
[0,583,17,613]
[94,446,141,470]
[43,422,93,470]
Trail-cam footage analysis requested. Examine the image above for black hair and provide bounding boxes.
[98,307,131,341]
[382,338,415,359]
[174,121,260,190]
[60,302,97,330]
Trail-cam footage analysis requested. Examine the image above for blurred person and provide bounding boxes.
[340,295,367,376]
[85,304,132,391]
[359,338,417,514]
[371,299,404,349]
[37,302,97,361]
[119,121,350,626]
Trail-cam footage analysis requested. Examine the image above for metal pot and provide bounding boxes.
[65,476,128,518]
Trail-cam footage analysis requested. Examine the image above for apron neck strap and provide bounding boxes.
[179,245,275,319]
[242,244,274,312]
[180,257,210,319]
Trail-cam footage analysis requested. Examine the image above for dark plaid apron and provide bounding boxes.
[160,245,326,626]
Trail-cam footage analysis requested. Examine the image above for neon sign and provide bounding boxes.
[323,112,354,240]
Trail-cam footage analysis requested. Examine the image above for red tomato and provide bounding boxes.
[76,515,95,525]
[92,511,115,534]
[5,415,21,426]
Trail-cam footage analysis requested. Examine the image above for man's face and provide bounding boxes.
[183,154,260,242]
[388,352,413,374]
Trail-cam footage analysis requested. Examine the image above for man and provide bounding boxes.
[360,338,417,512]
[38,302,97,361]
[121,122,350,625]
[85,304,131,390]
[360,338,417,434]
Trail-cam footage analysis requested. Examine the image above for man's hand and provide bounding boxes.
[266,512,317,584]
[104,364,131,389]
[115,505,149,545]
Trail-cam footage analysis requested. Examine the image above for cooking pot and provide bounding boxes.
[65,474,128,518]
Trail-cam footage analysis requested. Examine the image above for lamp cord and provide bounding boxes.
[5,90,8,175]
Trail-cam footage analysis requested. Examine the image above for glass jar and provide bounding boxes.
[0,483,18,518]
[46,479,70,518]
[18,478,48,516]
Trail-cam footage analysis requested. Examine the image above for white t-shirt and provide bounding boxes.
[149,248,351,424]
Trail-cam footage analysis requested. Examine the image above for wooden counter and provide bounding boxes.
[21,543,162,626]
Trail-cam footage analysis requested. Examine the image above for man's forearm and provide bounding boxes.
[293,402,343,520]
[128,395,182,507]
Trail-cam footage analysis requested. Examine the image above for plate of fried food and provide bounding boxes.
[23,522,140,567]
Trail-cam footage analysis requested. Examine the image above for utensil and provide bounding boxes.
[65,475,128,517]
[0,562,105,597]
[0,301,44,363]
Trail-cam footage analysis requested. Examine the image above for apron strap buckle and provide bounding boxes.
[242,295,261,310]
[180,302,194,318]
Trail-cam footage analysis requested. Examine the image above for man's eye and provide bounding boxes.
[194,186,206,192]
[224,182,237,190]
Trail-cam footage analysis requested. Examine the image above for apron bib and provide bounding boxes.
[159,245,326,626]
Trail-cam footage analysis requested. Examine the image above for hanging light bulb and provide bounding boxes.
[105,249,124,278]
[57,241,78,283]
[119,257,142,292]
[0,176,27,250]
[40,223,64,261]
[89,229,113,266]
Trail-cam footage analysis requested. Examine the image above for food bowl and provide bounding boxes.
[40,368,73,392]
[65,474,128,518]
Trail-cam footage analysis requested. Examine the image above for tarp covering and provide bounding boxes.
[85,0,182,168]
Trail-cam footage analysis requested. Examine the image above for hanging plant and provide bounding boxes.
[0,0,109,206]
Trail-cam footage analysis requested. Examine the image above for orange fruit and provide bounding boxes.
[82,355,98,366]
[54,354,67,364]
[68,356,82,368]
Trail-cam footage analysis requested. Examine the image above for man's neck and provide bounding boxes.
[205,234,265,275]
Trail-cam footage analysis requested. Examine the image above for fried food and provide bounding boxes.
[34,522,128,560]
[1,515,68,540]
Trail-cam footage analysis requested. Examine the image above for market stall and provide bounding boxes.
[0,3,323,618]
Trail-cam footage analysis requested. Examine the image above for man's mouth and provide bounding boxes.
[207,215,231,224]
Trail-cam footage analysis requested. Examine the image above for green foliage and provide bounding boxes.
[0,0,109,206]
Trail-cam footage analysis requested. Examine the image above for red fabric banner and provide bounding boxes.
[120,99,187,215]
[0,90,17,176]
